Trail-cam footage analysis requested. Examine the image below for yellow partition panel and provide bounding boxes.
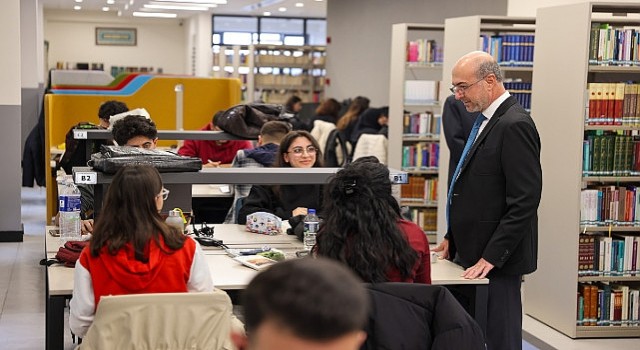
[45,76,242,221]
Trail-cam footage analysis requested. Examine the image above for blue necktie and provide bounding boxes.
[446,113,486,226]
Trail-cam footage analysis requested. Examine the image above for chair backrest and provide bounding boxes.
[352,134,388,165]
[361,283,485,350]
[79,290,234,350]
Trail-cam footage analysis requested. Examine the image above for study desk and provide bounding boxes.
[44,224,487,350]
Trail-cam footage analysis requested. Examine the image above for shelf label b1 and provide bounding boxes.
[390,172,409,184]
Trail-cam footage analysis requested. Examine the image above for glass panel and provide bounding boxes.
[306,19,327,45]
[260,18,304,35]
[223,32,253,45]
[284,35,305,46]
[259,33,283,45]
[213,16,258,32]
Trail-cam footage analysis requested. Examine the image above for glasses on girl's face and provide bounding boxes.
[288,146,317,156]
[158,188,170,200]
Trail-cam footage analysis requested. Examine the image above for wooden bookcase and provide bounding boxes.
[524,1,640,338]
[388,23,445,244]
[246,44,326,104]
[437,15,536,242]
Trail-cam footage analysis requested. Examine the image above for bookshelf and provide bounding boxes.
[437,15,536,243]
[246,44,326,104]
[388,23,445,244]
[524,2,640,338]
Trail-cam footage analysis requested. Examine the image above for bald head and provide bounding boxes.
[451,51,506,113]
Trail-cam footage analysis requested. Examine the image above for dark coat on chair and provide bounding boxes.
[361,283,485,350]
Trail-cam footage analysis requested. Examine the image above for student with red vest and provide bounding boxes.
[69,165,213,338]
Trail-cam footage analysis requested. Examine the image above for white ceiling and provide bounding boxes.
[41,0,327,18]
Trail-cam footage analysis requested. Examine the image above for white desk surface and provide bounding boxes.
[45,224,487,295]
[191,184,233,198]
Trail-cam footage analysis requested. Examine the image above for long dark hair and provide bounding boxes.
[90,165,186,261]
[315,156,417,282]
[336,96,370,131]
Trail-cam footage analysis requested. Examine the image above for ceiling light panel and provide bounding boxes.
[144,4,209,11]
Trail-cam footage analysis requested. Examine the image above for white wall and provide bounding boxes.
[1,0,21,105]
[44,10,187,75]
[326,0,508,106]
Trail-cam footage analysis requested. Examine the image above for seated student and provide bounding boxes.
[78,115,159,233]
[283,95,309,131]
[315,156,431,284]
[69,165,213,338]
[309,98,341,127]
[178,111,253,167]
[237,130,323,228]
[224,121,291,223]
[58,100,129,174]
[231,258,368,350]
[350,106,389,147]
[336,96,370,149]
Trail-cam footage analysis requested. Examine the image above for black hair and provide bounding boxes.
[315,156,418,282]
[111,115,158,146]
[243,258,368,340]
[285,95,302,113]
[98,100,129,121]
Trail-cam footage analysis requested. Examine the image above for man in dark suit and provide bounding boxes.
[442,94,476,187]
[433,51,542,350]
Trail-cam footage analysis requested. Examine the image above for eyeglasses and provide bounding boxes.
[158,188,170,200]
[288,146,317,156]
[449,76,487,95]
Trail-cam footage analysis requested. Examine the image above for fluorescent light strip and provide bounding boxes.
[144,4,208,10]
[153,0,227,4]
[74,5,81,10]
[132,11,178,18]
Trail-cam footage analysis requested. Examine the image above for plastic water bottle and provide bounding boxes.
[59,175,81,243]
[303,209,319,251]
[165,209,185,233]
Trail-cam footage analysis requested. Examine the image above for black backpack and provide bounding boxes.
[58,122,110,174]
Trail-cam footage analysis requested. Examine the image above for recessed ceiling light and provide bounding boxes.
[154,0,227,4]
[278,7,286,12]
[295,2,304,7]
[74,0,82,3]
[107,0,115,4]
[124,4,129,10]
[102,6,109,11]
[73,5,81,10]
[263,11,271,16]
[133,11,178,18]
[117,10,122,16]
[315,0,323,2]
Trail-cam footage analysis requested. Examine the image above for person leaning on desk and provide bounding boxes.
[237,130,324,238]
[69,165,213,338]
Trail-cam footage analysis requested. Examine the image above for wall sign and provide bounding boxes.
[96,27,137,46]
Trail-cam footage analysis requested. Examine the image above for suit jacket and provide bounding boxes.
[446,95,542,276]
[441,95,476,187]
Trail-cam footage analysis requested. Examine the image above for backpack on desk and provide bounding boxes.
[40,240,90,268]
[58,122,109,174]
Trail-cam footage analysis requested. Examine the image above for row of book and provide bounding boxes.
[504,81,532,110]
[480,34,535,66]
[577,233,640,276]
[580,186,640,225]
[403,112,441,136]
[581,132,640,176]
[588,24,640,66]
[577,283,640,326]
[400,176,438,203]
[404,208,437,232]
[404,80,439,105]
[406,39,443,64]
[402,142,440,170]
[585,83,640,125]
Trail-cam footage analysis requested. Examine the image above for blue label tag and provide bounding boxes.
[60,195,81,212]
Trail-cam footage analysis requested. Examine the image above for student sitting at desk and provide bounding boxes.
[315,156,431,284]
[178,111,253,167]
[237,130,323,229]
[69,165,213,338]
[224,121,291,224]
[78,115,159,234]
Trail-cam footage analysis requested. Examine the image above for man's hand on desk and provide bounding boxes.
[432,239,449,260]
[462,258,494,279]
[204,160,222,168]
